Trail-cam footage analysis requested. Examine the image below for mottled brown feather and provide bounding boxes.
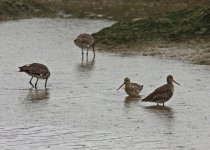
[19,63,50,79]
[124,82,143,97]
[74,33,94,48]
[142,83,174,104]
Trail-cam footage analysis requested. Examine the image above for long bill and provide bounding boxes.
[117,83,125,91]
[173,80,180,85]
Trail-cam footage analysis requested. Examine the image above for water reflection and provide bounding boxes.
[124,96,141,108]
[145,105,174,119]
[25,89,49,101]
[76,56,95,72]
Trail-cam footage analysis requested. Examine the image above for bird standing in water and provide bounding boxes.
[74,33,95,59]
[142,75,180,106]
[117,78,143,97]
[19,63,50,89]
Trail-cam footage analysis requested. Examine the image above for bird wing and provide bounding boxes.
[28,63,49,76]
[131,83,143,91]
[142,84,173,102]
[77,34,94,46]
[80,38,94,46]
[125,83,143,96]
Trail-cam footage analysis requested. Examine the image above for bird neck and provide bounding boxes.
[167,81,174,87]
[125,82,130,86]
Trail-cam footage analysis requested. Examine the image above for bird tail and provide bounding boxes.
[139,85,143,91]
[18,66,29,72]
[142,94,152,101]
[18,67,23,72]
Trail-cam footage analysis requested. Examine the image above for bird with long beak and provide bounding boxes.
[117,78,143,97]
[142,75,180,106]
[19,63,50,89]
[74,33,95,59]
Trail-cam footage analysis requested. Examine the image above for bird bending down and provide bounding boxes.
[117,78,143,97]
[74,33,95,59]
[142,75,180,106]
[19,63,50,89]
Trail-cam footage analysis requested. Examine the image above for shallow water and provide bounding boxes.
[0,18,209,149]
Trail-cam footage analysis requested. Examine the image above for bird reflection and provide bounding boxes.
[144,105,174,119]
[25,88,49,101]
[144,105,175,135]
[76,56,95,72]
[124,96,141,108]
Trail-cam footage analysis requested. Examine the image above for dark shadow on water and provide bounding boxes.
[146,105,172,111]
[124,96,141,108]
[76,56,95,72]
[25,88,50,101]
[144,105,174,119]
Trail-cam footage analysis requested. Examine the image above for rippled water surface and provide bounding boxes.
[0,18,209,149]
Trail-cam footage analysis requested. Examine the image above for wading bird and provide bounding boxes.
[74,33,95,59]
[142,75,180,106]
[19,63,50,89]
[117,77,143,97]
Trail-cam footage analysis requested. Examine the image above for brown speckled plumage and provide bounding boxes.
[117,78,143,97]
[19,63,50,89]
[74,33,95,58]
[142,75,179,106]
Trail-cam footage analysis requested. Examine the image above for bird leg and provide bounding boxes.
[29,77,34,87]
[35,78,38,89]
[82,48,84,60]
[92,44,95,58]
[82,48,84,55]
[157,103,159,106]
[86,48,89,56]
[163,103,165,106]
[45,78,48,89]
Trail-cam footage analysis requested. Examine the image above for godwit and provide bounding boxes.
[74,33,95,59]
[117,78,143,97]
[142,75,180,106]
[19,63,50,89]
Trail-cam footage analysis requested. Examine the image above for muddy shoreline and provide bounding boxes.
[97,39,210,65]
[93,7,210,65]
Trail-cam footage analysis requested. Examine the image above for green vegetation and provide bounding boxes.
[93,7,210,49]
[1,0,210,21]
[0,0,54,20]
